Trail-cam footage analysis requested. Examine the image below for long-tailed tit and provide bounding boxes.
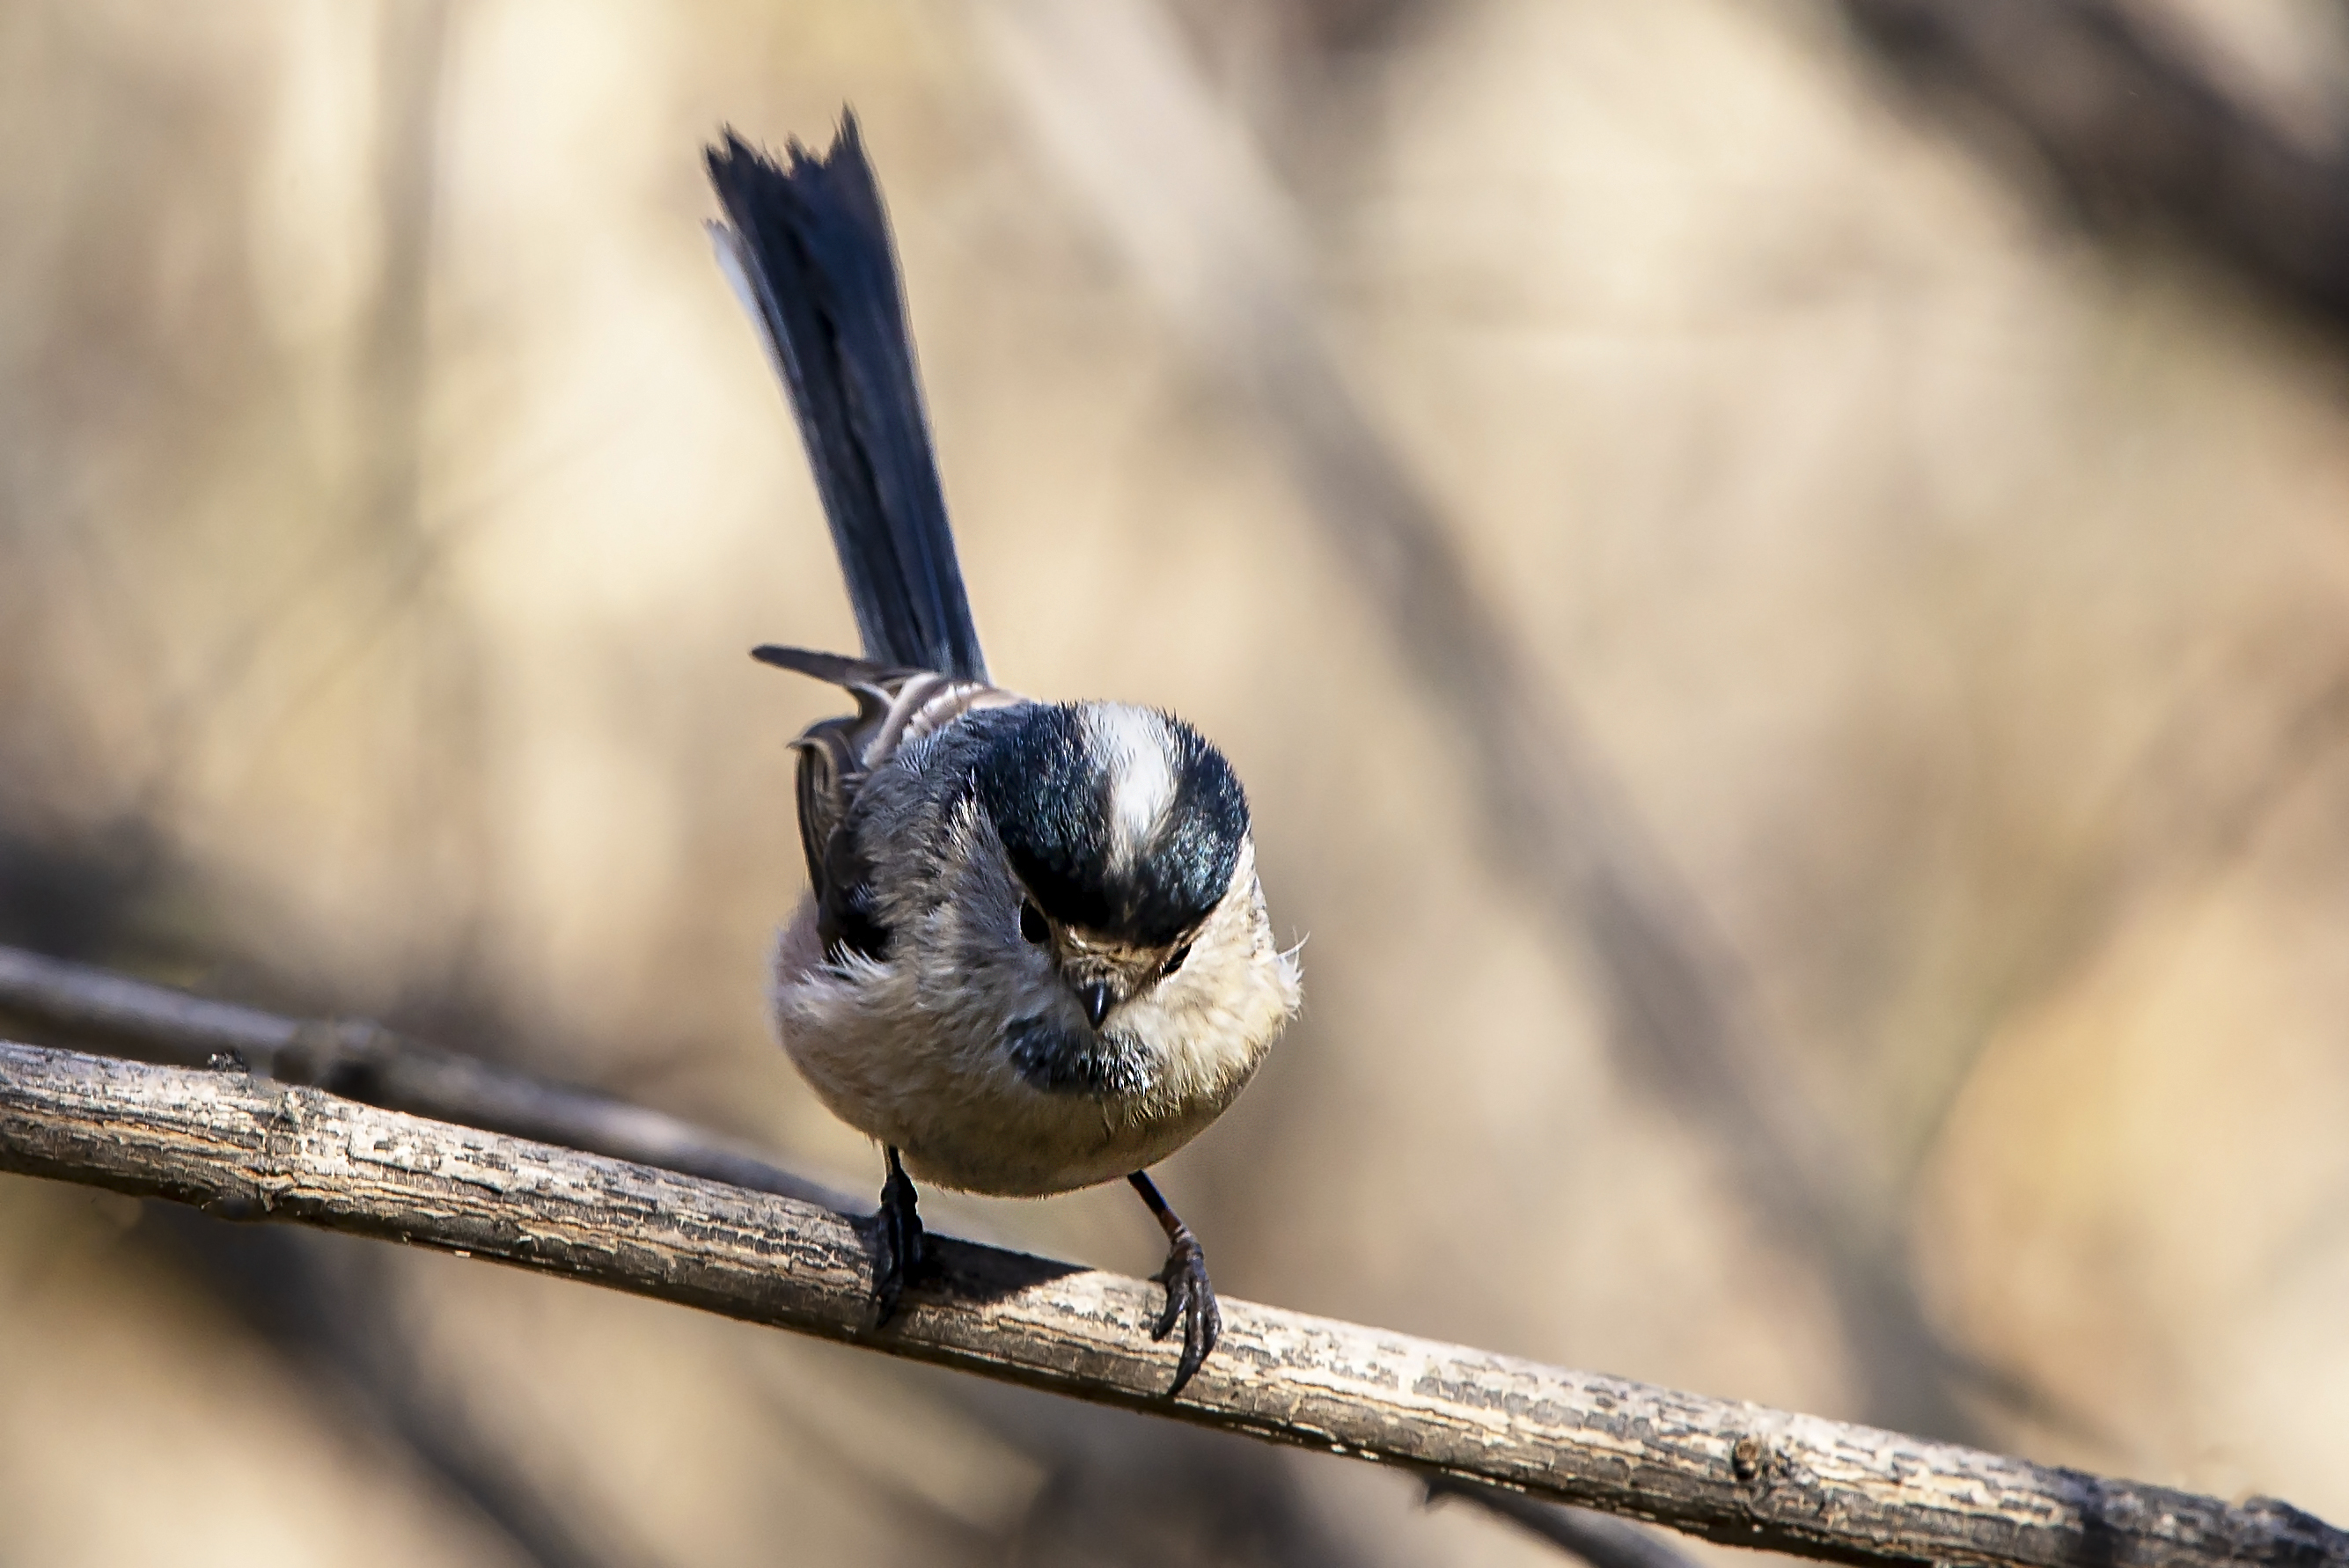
[706,116,1300,1394]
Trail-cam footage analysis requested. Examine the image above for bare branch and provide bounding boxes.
[0,942,1681,1568]
[0,1039,2336,1568]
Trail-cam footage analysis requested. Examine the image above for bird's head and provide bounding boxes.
[965,701,1296,1098]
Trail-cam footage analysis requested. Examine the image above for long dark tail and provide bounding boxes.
[707,115,988,684]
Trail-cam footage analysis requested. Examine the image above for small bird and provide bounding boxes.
[706,115,1300,1394]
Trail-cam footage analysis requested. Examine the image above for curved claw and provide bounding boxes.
[1149,1227,1221,1397]
[870,1147,927,1327]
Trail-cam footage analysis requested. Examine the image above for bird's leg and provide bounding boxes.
[1128,1170,1220,1396]
[871,1145,927,1326]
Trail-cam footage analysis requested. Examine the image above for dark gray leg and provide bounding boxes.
[872,1145,926,1326]
[1129,1170,1219,1396]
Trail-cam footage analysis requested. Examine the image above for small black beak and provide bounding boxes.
[1078,980,1113,1029]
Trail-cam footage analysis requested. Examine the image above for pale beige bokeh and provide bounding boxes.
[5,0,2349,1562]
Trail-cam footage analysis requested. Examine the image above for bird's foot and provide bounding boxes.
[1129,1171,1220,1396]
[1149,1227,1221,1396]
[870,1147,927,1327]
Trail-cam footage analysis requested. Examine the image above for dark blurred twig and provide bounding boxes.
[6,1039,2338,1568]
[1842,0,2349,330]
[986,0,1971,1440]
[768,1367,1376,1568]
[1424,1476,1707,1568]
[0,942,848,1209]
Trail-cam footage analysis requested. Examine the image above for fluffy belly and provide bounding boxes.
[864,1075,1220,1196]
[769,906,1237,1196]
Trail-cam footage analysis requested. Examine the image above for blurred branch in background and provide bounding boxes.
[138,0,466,821]
[984,0,1986,1442]
[0,939,1680,1568]
[231,0,481,821]
[1886,658,2349,1206]
[5,1037,2339,1568]
[0,942,847,1207]
[1423,1476,1711,1568]
[925,1382,1373,1568]
[1841,0,2349,331]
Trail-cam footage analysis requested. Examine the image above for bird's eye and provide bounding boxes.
[1019,900,1050,945]
[1161,942,1193,978]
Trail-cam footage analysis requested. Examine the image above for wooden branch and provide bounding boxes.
[0,943,1687,1568]
[1,1039,2336,1568]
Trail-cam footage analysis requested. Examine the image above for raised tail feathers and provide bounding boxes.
[708,115,988,684]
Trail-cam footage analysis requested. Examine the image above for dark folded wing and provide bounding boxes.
[760,644,1029,964]
[788,715,890,963]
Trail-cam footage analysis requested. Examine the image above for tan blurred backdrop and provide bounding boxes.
[5,1,2349,1564]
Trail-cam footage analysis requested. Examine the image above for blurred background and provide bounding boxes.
[6,0,2349,1563]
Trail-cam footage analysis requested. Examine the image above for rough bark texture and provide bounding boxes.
[0,1039,2338,1568]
